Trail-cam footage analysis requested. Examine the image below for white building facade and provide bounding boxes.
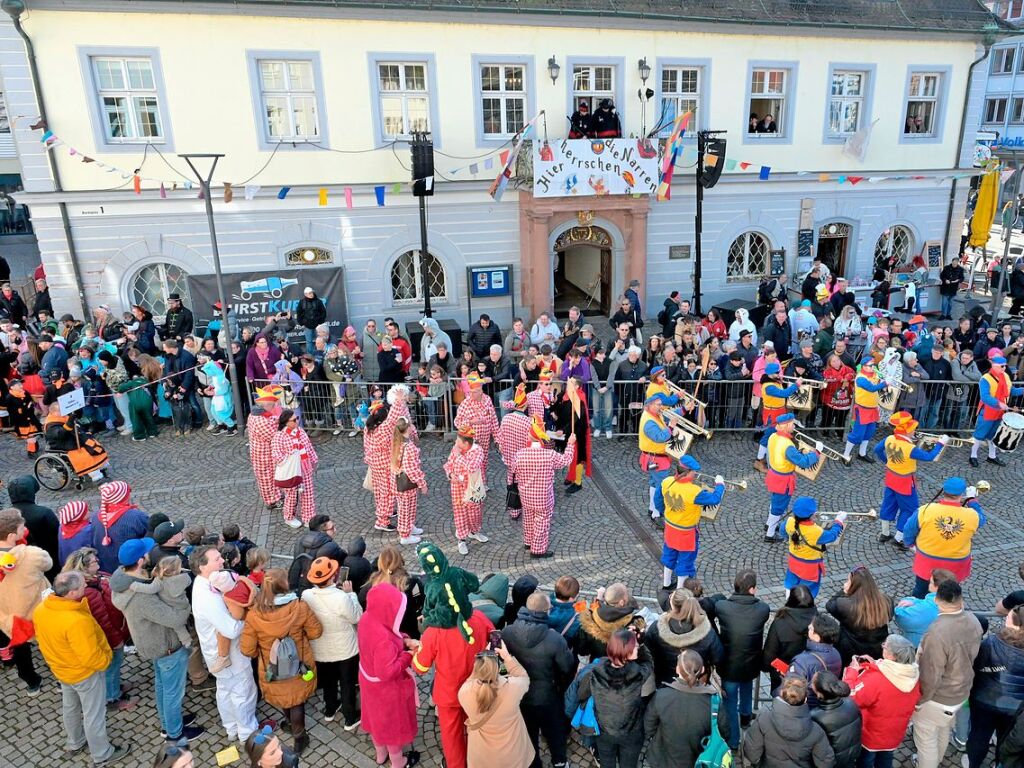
[3,0,1002,330]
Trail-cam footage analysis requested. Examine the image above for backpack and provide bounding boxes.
[265,635,307,682]
[695,693,732,768]
[287,553,315,594]
[657,306,668,327]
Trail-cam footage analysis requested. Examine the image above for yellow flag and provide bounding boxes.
[970,170,999,248]
[318,188,328,206]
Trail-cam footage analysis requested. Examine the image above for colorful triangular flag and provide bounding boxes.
[759,166,771,180]
[133,175,141,195]
[223,183,234,203]
[739,162,751,170]
[484,157,494,170]
[159,183,167,199]
[374,185,385,206]
[818,173,830,182]
[725,158,737,171]
[344,187,353,209]
[318,188,328,206]
[499,150,510,165]
[391,182,402,194]
[469,163,479,174]
[277,186,290,199]
[244,184,260,201]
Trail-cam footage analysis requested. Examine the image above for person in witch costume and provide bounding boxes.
[547,375,591,494]
[412,542,494,768]
[568,100,592,139]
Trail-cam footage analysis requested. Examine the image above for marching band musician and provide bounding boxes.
[638,393,674,520]
[873,411,945,551]
[903,477,986,598]
[754,361,801,474]
[645,365,680,406]
[969,354,1024,467]
[842,356,889,463]
[765,413,823,543]
[660,456,725,588]
[784,497,846,598]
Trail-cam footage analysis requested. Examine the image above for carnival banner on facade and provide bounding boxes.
[532,138,660,197]
[186,267,348,332]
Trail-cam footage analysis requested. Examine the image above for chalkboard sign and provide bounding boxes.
[926,241,942,268]
[797,228,814,262]
[769,248,786,277]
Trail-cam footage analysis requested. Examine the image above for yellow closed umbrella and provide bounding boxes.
[970,169,999,248]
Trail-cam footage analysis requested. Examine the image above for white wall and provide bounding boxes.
[563,244,601,301]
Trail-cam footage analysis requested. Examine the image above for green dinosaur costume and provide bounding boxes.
[416,542,480,643]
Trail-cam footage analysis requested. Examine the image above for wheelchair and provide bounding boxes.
[33,434,111,492]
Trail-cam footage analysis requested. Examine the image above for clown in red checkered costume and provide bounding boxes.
[496,383,532,519]
[444,425,487,556]
[453,373,498,485]
[362,385,415,531]
[247,386,284,510]
[512,418,575,558]
[527,370,556,422]
[271,408,319,526]
[392,415,427,545]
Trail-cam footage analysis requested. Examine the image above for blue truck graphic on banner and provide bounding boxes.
[234,276,300,301]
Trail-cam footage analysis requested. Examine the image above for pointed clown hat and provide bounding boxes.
[889,410,918,435]
[511,382,528,411]
[466,372,484,390]
[529,416,550,443]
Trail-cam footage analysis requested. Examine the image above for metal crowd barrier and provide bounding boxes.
[245,375,1004,437]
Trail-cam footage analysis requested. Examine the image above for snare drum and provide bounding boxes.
[994,412,1024,453]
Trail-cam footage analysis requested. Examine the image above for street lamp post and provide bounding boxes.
[178,153,245,428]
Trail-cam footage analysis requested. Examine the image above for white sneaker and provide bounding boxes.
[457,540,469,555]
[650,510,661,520]
[399,535,422,546]
[469,532,489,543]
[425,423,436,432]
[593,427,601,437]
[284,518,303,529]
[411,526,424,535]
[206,423,216,431]
[605,430,613,439]
[119,428,132,436]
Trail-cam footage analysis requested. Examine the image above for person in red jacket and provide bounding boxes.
[844,634,921,768]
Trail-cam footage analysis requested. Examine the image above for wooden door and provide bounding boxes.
[600,249,612,314]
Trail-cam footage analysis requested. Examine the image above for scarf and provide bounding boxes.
[98,480,133,546]
[59,500,91,541]
[273,592,298,606]
[287,427,307,460]
[255,344,270,362]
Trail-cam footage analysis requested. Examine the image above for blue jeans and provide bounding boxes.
[919,397,941,430]
[153,646,189,739]
[722,678,754,749]
[188,390,204,428]
[592,388,612,433]
[423,398,442,428]
[304,327,316,354]
[941,294,954,318]
[104,646,123,703]
[856,749,894,768]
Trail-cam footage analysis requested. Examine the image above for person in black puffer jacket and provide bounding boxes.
[966,605,1024,768]
[762,585,817,691]
[810,671,862,768]
[502,592,576,768]
[578,628,656,768]
[503,574,539,628]
[825,567,894,666]
[644,589,722,685]
[290,529,345,594]
[575,583,640,660]
[343,535,372,594]
[741,676,835,768]
[644,649,730,768]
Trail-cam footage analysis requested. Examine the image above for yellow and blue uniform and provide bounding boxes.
[874,432,942,536]
[660,474,725,578]
[904,497,985,587]
[765,428,820,517]
[645,378,680,407]
[974,369,1024,441]
[639,401,673,515]
[846,369,886,445]
[761,377,798,428]
[784,502,844,598]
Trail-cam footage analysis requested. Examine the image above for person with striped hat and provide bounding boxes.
[842,356,889,463]
[247,385,284,511]
[659,455,724,587]
[753,361,801,474]
[874,411,945,550]
[511,417,577,558]
[90,480,148,574]
[57,500,94,568]
[970,354,1024,467]
[764,414,823,543]
[496,383,532,520]
[453,372,499,487]
[444,425,488,556]
[783,496,846,598]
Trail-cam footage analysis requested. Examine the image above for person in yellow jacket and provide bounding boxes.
[659,455,725,588]
[32,571,132,765]
[784,496,846,598]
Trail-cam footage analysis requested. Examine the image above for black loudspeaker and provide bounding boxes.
[411,133,434,197]
[700,136,726,189]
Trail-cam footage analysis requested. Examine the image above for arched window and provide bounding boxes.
[390,250,447,304]
[130,262,191,317]
[726,231,771,282]
[874,225,913,268]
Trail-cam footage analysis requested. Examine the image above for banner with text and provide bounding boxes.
[533,139,660,197]
[187,267,348,333]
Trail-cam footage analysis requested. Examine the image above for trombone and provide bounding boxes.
[666,379,708,410]
[793,427,852,465]
[693,471,748,491]
[782,375,827,390]
[884,377,914,394]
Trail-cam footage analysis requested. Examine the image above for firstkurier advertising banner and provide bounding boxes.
[532,138,660,197]
[187,267,348,332]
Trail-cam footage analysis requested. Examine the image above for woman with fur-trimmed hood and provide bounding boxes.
[574,582,641,660]
[644,589,723,685]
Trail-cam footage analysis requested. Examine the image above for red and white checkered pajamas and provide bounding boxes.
[526,389,549,421]
[454,396,498,485]
[363,402,414,527]
[395,441,427,538]
[495,411,531,518]
[511,444,574,554]
[247,411,282,507]
[271,427,319,523]
[444,443,484,540]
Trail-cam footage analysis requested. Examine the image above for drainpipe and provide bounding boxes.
[2,0,89,320]
[943,25,997,262]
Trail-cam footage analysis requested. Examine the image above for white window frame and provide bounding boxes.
[726,231,772,283]
[390,250,448,306]
[257,59,320,142]
[985,97,1009,125]
[659,65,701,134]
[479,63,526,139]
[572,63,616,114]
[129,262,192,320]
[900,68,950,143]
[91,56,164,143]
[992,47,1016,75]
[744,61,798,144]
[375,60,432,142]
[828,70,866,136]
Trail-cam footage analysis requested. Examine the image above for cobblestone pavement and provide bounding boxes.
[2,425,1020,767]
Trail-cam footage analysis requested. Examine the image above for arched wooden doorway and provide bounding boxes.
[817,221,853,278]
[553,221,612,317]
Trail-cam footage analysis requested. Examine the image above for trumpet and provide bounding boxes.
[818,508,879,519]
[884,377,914,394]
[914,431,975,449]
[693,471,748,491]
[666,379,708,411]
[793,427,852,465]
[782,376,827,390]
